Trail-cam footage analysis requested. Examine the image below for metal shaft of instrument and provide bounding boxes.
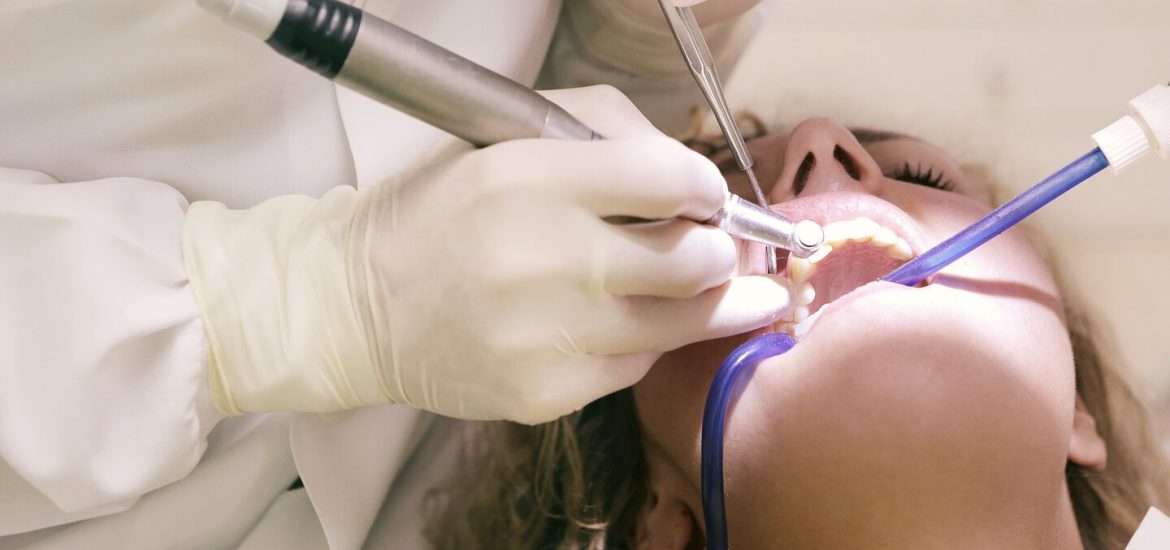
[659,2,777,273]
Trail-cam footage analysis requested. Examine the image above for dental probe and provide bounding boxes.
[657,1,806,273]
[197,0,824,258]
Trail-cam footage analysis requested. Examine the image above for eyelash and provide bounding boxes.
[889,162,954,192]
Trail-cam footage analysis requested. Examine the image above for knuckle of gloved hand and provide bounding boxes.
[682,148,729,215]
[667,225,737,295]
[461,142,545,195]
[482,293,584,352]
[579,84,636,117]
[508,396,570,426]
[474,218,588,289]
[701,225,739,277]
[478,246,582,296]
[502,373,579,426]
[472,255,531,298]
[634,138,726,216]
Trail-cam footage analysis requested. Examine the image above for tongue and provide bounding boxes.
[806,244,905,314]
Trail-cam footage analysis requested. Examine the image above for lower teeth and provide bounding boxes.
[793,307,825,339]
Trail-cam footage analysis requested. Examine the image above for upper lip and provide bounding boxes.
[770,191,930,256]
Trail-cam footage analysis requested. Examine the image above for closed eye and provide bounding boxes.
[887,162,955,191]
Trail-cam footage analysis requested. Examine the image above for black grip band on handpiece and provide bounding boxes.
[266,0,361,79]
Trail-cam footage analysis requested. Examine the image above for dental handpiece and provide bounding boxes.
[197,0,824,257]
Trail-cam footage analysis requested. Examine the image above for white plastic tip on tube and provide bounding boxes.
[1093,84,1170,173]
[197,0,287,40]
[1093,115,1150,174]
[1130,84,1170,159]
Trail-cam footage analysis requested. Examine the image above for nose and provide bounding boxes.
[767,118,884,203]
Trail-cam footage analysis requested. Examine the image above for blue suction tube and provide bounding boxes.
[881,148,1109,286]
[700,332,796,549]
[700,148,1110,549]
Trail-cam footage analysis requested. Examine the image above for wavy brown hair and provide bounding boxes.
[423,390,647,548]
[1064,301,1170,547]
[424,120,1170,549]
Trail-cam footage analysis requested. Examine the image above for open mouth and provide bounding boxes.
[766,193,930,336]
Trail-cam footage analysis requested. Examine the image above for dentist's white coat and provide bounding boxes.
[0,0,759,547]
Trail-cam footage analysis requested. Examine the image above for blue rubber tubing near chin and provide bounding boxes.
[700,332,796,550]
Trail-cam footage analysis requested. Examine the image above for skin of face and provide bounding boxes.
[631,118,1106,549]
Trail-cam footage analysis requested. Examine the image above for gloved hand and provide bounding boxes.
[182,85,790,425]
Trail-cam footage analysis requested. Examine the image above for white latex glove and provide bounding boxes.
[182,85,790,425]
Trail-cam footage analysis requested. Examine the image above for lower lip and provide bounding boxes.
[792,279,925,339]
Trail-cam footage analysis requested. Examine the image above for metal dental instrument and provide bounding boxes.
[658,1,824,270]
[197,0,823,256]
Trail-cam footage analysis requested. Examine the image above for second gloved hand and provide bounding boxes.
[183,85,790,424]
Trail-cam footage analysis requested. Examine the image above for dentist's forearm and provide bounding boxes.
[0,173,221,523]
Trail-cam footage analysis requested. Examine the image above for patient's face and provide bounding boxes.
[632,119,1081,547]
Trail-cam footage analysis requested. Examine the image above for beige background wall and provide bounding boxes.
[725,0,1170,438]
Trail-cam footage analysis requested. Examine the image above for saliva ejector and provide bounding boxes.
[700,83,1170,550]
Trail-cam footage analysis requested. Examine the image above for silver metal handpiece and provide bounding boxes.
[710,195,824,259]
[197,0,822,255]
[658,1,824,266]
[340,13,600,145]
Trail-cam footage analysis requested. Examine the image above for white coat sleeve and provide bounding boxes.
[536,0,767,134]
[0,168,222,535]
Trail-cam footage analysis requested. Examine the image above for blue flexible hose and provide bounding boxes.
[700,332,796,549]
[881,148,1109,286]
[700,148,1110,549]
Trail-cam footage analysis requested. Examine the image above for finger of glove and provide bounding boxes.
[592,275,792,354]
[602,220,736,299]
[507,351,659,426]
[538,85,663,139]
[485,137,726,221]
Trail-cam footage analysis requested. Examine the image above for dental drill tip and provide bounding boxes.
[795,220,824,248]
[788,220,824,259]
[706,195,824,260]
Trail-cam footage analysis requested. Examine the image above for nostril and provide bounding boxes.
[833,145,862,181]
[793,152,816,195]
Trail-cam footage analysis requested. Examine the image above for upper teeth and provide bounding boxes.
[778,217,914,329]
[821,218,913,260]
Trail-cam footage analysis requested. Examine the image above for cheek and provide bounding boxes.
[880,181,975,236]
[885,185,1062,298]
